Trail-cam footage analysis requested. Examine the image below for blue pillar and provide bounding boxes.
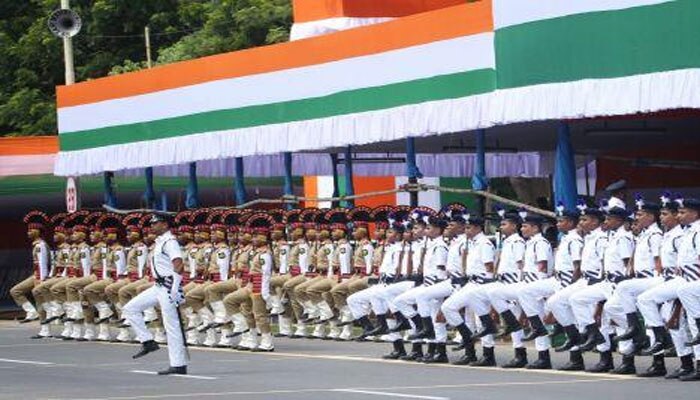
[330,153,340,208]
[144,167,156,209]
[471,129,488,191]
[160,190,168,211]
[233,157,247,206]
[186,162,200,209]
[103,171,117,208]
[554,122,578,210]
[343,146,355,209]
[282,152,294,210]
[405,137,423,207]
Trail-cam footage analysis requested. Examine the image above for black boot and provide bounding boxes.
[679,361,700,381]
[157,366,187,375]
[501,347,528,369]
[526,350,552,370]
[132,340,160,359]
[410,314,424,332]
[640,326,673,355]
[559,350,585,371]
[452,342,477,365]
[613,312,642,343]
[667,355,695,379]
[388,313,411,333]
[408,317,435,340]
[355,316,376,340]
[637,354,666,377]
[400,342,424,361]
[611,355,636,375]
[686,318,700,346]
[382,340,407,360]
[548,322,564,338]
[522,316,548,341]
[555,325,581,353]
[469,346,496,367]
[454,323,473,347]
[420,343,437,363]
[579,323,605,352]
[365,313,389,337]
[587,351,614,373]
[473,314,497,339]
[425,343,449,364]
[497,310,523,337]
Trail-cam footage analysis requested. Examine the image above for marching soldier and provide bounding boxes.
[10,211,50,324]
[183,209,214,341]
[246,212,277,352]
[282,208,315,338]
[113,213,148,342]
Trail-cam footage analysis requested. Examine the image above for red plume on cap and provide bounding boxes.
[285,209,303,230]
[24,210,49,231]
[267,209,286,231]
[85,212,104,229]
[300,208,321,230]
[65,210,89,234]
[173,210,191,233]
[245,212,275,235]
[370,205,393,229]
[138,213,154,233]
[222,209,245,233]
[96,213,123,234]
[325,208,349,231]
[348,206,372,229]
[189,209,210,232]
[50,213,69,234]
[122,212,143,233]
[207,210,226,232]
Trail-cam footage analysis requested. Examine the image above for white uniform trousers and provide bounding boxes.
[347,285,380,319]
[394,284,428,319]
[601,292,637,354]
[378,281,415,314]
[677,279,700,320]
[636,277,696,356]
[490,282,540,348]
[442,282,497,347]
[416,280,455,317]
[485,282,525,348]
[614,277,664,314]
[518,277,560,319]
[124,283,187,367]
[569,281,625,353]
[546,279,587,328]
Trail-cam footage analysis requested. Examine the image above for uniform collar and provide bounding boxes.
[528,233,543,241]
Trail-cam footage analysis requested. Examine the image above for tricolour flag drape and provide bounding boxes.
[55,0,700,177]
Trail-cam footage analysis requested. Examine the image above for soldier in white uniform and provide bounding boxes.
[518,206,583,370]
[675,198,700,381]
[637,193,696,379]
[571,206,635,373]
[124,214,188,375]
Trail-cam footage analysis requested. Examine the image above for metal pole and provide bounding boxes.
[282,152,294,210]
[103,172,117,208]
[144,167,156,208]
[405,137,422,207]
[343,146,355,209]
[186,162,200,209]
[61,0,79,210]
[233,157,247,205]
[330,153,340,208]
[472,129,488,215]
[144,26,153,69]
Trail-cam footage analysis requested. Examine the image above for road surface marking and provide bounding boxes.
[0,358,55,365]
[334,389,449,399]
[130,370,217,380]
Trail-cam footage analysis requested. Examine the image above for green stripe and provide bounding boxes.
[496,0,700,89]
[60,69,495,152]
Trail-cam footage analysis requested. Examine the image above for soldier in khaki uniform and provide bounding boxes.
[183,209,214,343]
[83,213,125,341]
[66,211,105,341]
[331,207,378,340]
[206,210,249,346]
[10,211,50,331]
[281,209,314,337]
[247,212,276,352]
[295,214,332,336]
[113,213,148,342]
[268,211,296,336]
[223,228,258,350]
[32,213,71,333]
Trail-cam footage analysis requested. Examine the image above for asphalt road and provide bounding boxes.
[0,321,697,400]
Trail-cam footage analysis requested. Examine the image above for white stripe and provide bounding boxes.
[494,0,674,29]
[55,68,700,176]
[0,154,56,177]
[57,33,495,133]
[0,358,55,365]
[130,370,217,380]
[333,389,449,400]
[291,17,396,41]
